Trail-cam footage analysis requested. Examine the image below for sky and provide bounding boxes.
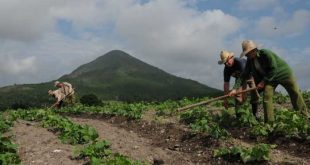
[0,0,309,91]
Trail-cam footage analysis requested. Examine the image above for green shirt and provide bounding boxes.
[237,49,292,87]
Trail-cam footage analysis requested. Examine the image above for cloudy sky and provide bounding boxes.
[0,0,309,91]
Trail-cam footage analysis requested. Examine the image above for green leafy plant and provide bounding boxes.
[154,100,179,116]
[12,109,98,144]
[0,115,12,133]
[60,102,148,119]
[0,137,20,165]
[100,154,145,165]
[0,113,21,165]
[75,141,144,165]
[213,143,275,163]
[250,124,273,137]
[180,108,209,124]
[74,140,112,159]
[180,109,230,139]
[249,108,310,140]
[273,93,289,104]
[273,108,310,139]
[235,103,259,127]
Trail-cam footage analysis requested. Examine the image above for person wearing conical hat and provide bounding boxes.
[232,40,309,122]
[218,50,258,119]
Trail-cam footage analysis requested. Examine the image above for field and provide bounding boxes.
[1,91,310,164]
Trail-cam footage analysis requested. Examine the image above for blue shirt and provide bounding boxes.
[224,57,246,83]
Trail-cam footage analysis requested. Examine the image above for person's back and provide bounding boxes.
[62,82,74,96]
[257,49,292,82]
[53,89,65,101]
[223,57,246,84]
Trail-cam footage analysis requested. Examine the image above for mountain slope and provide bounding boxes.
[59,50,221,101]
[0,50,221,109]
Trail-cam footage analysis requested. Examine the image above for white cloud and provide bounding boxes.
[0,0,61,41]
[0,0,243,89]
[0,55,37,75]
[116,0,241,88]
[0,0,130,86]
[0,0,137,41]
[289,48,310,91]
[0,0,308,92]
[49,0,151,34]
[0,32,123,86]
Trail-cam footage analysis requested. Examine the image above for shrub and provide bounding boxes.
[80,94,101,106]
[10,102,31,110]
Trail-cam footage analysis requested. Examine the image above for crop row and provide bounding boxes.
[9,109,145,165]
[0,113,20,165]
[60,102,148,119]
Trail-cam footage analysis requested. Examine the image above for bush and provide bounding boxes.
[10,102,31,110]
[80,94,101,106]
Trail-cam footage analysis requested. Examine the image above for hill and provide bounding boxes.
[0,50,221,110]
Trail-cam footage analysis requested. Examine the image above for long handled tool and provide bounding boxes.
[177,87,258,112]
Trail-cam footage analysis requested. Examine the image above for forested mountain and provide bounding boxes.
[0,50,221,110]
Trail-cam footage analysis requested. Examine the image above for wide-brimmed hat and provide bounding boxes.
[218,50,234,65]
[240,40,257,58]
[54,81,60,87]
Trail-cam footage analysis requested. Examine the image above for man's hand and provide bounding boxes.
[228,89,236,97]
[257,81,265,90]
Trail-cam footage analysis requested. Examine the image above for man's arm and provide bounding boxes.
[223,82,230,108]
[224,82,230,94]
[233,59,251,90]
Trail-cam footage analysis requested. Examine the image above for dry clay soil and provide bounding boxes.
[9,114,310,165]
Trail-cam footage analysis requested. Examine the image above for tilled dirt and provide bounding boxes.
[10,120,85,165]
[9,113,310,165]
[69,114,242,165]
[68,113,310,165]
[70,116,209,165]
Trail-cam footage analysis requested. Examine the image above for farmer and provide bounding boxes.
[230,40,309,122]
[48,89,65,109]
[218,50,259,119]
[54,81,75,105]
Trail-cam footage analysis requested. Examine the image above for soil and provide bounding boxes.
[9,120,85,165]
[68,113,310,165]
[8,111,310,165]
[70,116,209,165]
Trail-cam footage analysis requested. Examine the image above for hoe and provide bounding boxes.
[177,87,259,112]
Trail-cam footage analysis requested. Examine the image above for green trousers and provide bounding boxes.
[262,74,309,122]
